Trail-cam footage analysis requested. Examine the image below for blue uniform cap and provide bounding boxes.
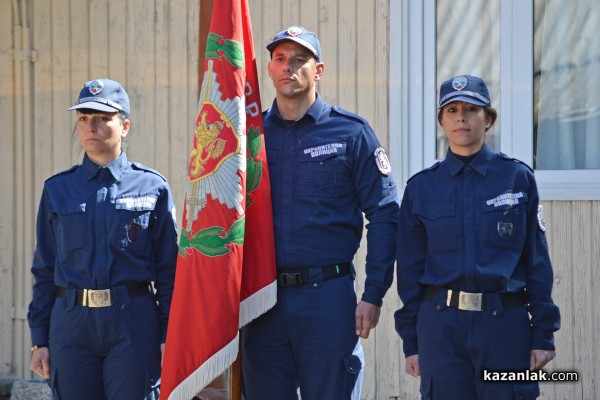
[438,75,491,109]
[68,78,130,116]
[267,26,322,62]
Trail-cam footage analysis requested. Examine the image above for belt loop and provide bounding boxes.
[485,293,505,316]
[446,289,453,308]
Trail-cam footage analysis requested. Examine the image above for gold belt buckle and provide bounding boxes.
[82,289,113,307]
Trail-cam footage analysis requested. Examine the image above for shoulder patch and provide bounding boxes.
[374,147,392,175]
[499,153,534,173]
[537,204,546,232]
[407,161,441,184]
[45,164,79,182]
[132,162,167,181]
[331,105,368,125]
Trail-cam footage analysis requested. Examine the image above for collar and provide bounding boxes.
[444,143,493,177]
[82,152,128,181]
[266,93,324,125]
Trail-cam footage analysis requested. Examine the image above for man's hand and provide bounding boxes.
[530,349,555,370]
[404,354,420,378]
[30,347,51,379]
[355,301,381,339]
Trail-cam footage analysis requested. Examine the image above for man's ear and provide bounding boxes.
[314,62,325,81]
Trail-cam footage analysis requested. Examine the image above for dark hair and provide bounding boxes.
[76,108,129,121]
[437,105,497,131]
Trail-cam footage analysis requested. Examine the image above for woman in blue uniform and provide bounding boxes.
[27,79,178,399]
[395,75,560,399]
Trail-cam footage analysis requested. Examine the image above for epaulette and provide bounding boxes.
[498,152,534,173]
[45,164,79,182]
[406,161,441,184]
[330,105,369,125]
[132,162,167,181]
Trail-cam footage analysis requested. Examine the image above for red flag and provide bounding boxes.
[161,0,276,398]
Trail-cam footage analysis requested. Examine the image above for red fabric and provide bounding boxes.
[161,1,276,398]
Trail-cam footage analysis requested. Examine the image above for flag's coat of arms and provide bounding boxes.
[186,61,246,228]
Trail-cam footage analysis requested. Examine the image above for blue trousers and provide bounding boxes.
[417,293,540,400]
[242,273,363,400]
[47,287,161,400]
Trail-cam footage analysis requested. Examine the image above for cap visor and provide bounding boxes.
[438,96,487,109]
[67,102,121,113]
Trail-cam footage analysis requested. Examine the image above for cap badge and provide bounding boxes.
[88,80,104,96]
[452,76,468,91]
[287,26,303,36]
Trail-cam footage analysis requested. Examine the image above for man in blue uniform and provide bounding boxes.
[27,79,178,399]
[241,26,399,400]
[395,75,560,399]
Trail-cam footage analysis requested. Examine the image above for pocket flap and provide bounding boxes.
[58,200,86,215]
[413,200,455,220]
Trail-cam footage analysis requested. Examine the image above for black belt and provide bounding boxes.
[277,263,351,287]
[56,283,150,307]
[424,285,526,312]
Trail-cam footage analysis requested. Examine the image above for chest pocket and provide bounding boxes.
[115,195,157,255]
[481,192,528,250]
[298,142,347,198]
[412,200,457,253]
[52,200,88,254]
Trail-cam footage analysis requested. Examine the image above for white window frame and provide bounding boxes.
[390,0,600,200]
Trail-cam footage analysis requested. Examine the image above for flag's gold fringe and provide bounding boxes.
[167,333,239,400]
[238,280,277,328]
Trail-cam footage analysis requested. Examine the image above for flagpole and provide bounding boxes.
[229,344,242,400]
[199,2,245,399]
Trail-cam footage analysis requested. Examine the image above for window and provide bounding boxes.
[533,0,600,170]
[436,0,501,159]
[389,0,600,199]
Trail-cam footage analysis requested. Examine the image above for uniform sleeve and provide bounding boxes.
[353,124,400,306]
[394,185,427,357]
[151,183,179,343]
[27,188,58,346]
[523,176,560,350]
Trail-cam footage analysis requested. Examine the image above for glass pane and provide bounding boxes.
[436,0,501,159]
[534,0,600,170]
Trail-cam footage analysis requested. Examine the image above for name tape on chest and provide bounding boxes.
[303,143,345,158]
[485,192,524,207]
[116,195,157,211]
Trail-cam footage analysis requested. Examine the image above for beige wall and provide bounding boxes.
[1,0,597,399]
[1,0,199,379]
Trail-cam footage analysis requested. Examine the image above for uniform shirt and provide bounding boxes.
[395,143,560,357]
[263,94,399,306]
[28,152,178,346]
